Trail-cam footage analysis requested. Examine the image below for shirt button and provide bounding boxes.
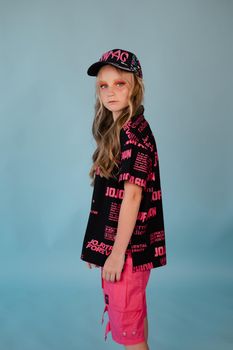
[132,330,136,335]
[122,331,127,336]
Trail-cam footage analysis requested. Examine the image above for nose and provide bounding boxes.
[107,86,115,96]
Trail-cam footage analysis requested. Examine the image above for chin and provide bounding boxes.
[107,107,121,113]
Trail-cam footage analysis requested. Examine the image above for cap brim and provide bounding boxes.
[87,62,108,76]
[87,61,132,76]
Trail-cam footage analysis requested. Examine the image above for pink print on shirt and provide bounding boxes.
[134,152,150,173]
[119,173,147,188]
[155,245,166,257]
[134,262,154,272]
[150,230,165,244]
[109,202,121,222]
[104,225,117,241]
[131,243,147,252]
[86,239,113,256]
[124,139,147,149]
[138,120,148,132]
[160,256,167,265]
[142,135,154,152]
[121,149,132,160]
[105,187,124,199]
[147,172,156,181]
[154,152,159,166]
[152,190,162,201]
[137,207,157,222]
[134,225,147,235]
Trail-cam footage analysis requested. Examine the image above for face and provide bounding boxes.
[96,65,134,121]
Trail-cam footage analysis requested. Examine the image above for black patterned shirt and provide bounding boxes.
[80,105,167,272]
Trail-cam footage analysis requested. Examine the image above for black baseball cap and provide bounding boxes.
[87,48,143,79]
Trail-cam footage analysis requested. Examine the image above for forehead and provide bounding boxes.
[97,65,133,81]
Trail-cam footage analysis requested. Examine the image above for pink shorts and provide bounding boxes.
[100,251,151,346]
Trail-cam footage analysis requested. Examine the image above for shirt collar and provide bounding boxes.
[131,104,144,120]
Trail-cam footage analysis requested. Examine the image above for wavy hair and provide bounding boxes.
[89,66,145,186]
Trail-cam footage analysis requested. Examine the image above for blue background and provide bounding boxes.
[0,0,232,349]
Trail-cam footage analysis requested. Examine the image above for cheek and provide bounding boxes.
[99,90,106,100]
[120,87,130,98]
[124,89,131,101]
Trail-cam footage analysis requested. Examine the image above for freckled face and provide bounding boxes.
[97,65,134,121]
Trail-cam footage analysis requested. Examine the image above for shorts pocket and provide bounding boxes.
[126,288,143,311]
[104,279,127,311]
[126,267,151,312]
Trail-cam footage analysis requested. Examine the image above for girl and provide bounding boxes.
[80,49,167,350]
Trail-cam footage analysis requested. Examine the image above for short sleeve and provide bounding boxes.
[117,140,152,189]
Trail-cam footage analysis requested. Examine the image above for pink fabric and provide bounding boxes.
[100,251,151,345]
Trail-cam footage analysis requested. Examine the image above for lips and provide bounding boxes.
[108,101,118,103]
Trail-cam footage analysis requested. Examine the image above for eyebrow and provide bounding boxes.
[98,79,126,84]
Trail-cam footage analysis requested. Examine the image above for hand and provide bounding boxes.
[86,262,99,269]
[102,251,125,283]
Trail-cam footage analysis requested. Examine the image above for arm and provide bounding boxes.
[102,181,142,282]
[111,181,142,257]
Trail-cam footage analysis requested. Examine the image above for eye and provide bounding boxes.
[100,84,107,89]
[116,81,125,87]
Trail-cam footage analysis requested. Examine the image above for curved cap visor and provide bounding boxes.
[87,61,132,76]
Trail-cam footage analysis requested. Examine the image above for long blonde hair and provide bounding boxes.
[89,67,145,185]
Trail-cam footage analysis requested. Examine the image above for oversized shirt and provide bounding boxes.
[80,105,167,272]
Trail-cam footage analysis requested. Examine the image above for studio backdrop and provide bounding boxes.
[0,1,232,349]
